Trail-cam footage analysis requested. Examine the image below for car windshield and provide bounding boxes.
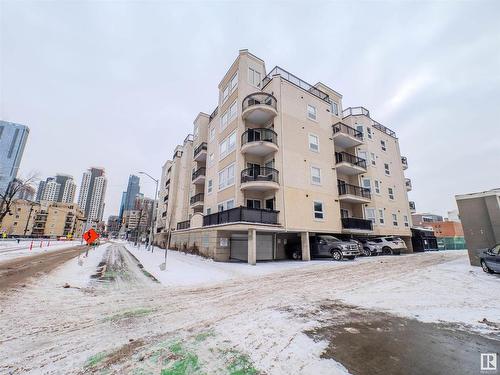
[319,235,340,242]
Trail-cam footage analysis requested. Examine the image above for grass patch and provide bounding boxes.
[161,353,201,375]
[194,331,215,342]
[84,351,107,368]
[104,308,154,322]
[227,353,258,375]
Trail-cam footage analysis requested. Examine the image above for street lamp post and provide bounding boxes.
[138,171,159,252]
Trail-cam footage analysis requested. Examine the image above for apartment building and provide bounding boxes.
[0,121,30,195]
[77,167,107,223]
[0,199,39,236]
[157,50,413,264]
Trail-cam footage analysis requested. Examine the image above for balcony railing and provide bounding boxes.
[262,66,330,103]
[241,167,279,184]
[332,122,363,140]
[190,193,205,205]
[335,152,367,169]
[192,167,206,181]
[405,178,412,190]
[342,106,370,118]
[242,92,277,112]
[203,206,279,227]
[373,121,397,138]
[193,142,207,158]
[176,220,190,230]
[209,106,218,122]
[241,128,278,146]
[409,201,416,211]
[401,156,408,168]
[338,182,371,199]
[341,217,373,231]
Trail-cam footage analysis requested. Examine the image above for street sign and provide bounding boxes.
[83,228,99,245]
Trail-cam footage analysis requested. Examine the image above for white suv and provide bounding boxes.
[371,237,407,255]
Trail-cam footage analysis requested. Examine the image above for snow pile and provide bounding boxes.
[0,240,83,263]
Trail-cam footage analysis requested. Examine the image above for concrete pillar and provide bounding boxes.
[248,229,257,265]
[301,232,311,261]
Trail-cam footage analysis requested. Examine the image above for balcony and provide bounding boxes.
[241,128,278,156]
[341,217,373,232]
[335,152,367,175]
[193,142,207,162]
[405,178,413,191]
[242,93,278,125]
[176,220,190,230]
[192,167,206,185]
[337,182,371,203]
[332,122,364,148]
[203,206,279,227]
[402,156,408,170]
[409,201,416,213]
[241,167,279,191]
[190,193,204,208]
[342,106,370,118]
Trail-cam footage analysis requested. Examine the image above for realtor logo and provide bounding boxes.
[481,353,497,371]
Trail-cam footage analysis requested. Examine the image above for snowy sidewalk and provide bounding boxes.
[0,240,83,263]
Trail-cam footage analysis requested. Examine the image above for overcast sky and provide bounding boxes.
[1,0,499,220]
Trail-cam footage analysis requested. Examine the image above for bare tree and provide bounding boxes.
[0,175,37,224]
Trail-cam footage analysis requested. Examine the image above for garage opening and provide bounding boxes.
[230,232,275,262]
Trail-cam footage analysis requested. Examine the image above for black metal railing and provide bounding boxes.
[176,220,190,230]
[405,178,412,189]
[241,128,278,146]
[341,217,373,231]
[332,122,363,140]
[190,193,204,205]
[193,142,207,158]
[342,106,370,118]
[409,201,416,211]
[241,167,279,184]
[242,92,277,112]
[335,152,367,169]
[192,167,206,181]
[262,66,330,103]
[209,106,218,122]
[337,182,371,199]
[373,121,397,138]
[401,156,408,168]
[203,206,279,226]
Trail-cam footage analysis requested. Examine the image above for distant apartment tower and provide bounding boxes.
[119,175,141,220]
[36,174,77,203]
[456,188,500,266]
[77,167,107,222]
[0,121,30,194]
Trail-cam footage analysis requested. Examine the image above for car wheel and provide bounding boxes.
[382,246,392,255]
[363,248,372,257]
[292,250,301,260]
[481,260,494,274]
[331,250,343,261]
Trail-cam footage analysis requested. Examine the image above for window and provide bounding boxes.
[384,163,390,176]
[207,179,213,194]
[307,105,317,120]
[388,187,394,200]
[404,215,409,227]
[194,126,199,138]
[378,209,385,225]
[331,102,339,116]
[313,201,324,219]
[220,112,228,130]
[308,134,319,152]
[218,164,235,190]
[358,150,368,161]
[222,86,229,102]
[208,152,214,166]
[220,101,237,130]
[311,166,321,185]
[365,208,376,224]
[392,213,398,226]
[219,132,236,159]
[229,101,237,121]
[374,180,381,194]
[227,199,235,209]
[381,140,387,151]
[367,127,373,139]
[248,67,261,87]
[370,152,376,166]
[218,199,235,212]
[356,125,364,138]
[362,178,371,191]
[206,208,212,215]
[340,208,349,218]
[221,73,238,104]
[247,199,261,209]
[209,126,215,141]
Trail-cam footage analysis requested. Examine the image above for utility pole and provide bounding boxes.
[138,171,159,252]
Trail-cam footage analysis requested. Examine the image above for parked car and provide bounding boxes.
[371,237,407,255]
[480,244,500,274]
[311,235,360,260]
[357,238,383,256]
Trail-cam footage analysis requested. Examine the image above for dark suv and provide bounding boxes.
[480,244,500,274]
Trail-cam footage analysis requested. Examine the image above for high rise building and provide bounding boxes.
[36,174,77,203]
[0,121,30,194]
[119,175,141,220]
[77,167,107,222]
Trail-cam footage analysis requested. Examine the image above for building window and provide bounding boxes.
[227,199,235,209]
[370,152,376,166]
[388,187,394,200]
[362,178,371,191]
[207,179,213,194]
[307,105,317,120]
[194,126,199,138]
[219,132,236,159]
[381,140,387,151]
[356,125,364,138]
[365,208,376,224]
[218,164,235,190]
[221,73,238,104]
[206,208,212,215]
[308,134,319,152]
[209,126,215,141]
[220,101,237,131]
[208,152,214,166]
[248,67,261,87]
[404,215,409,227]
[247,199,261,209]
[378,209,385,225]
[331,102,339,116]
[392,213,398,226]
[374,180,381,194]
[311,166,321,185]
[222,86,229,103]
[367,127,373,139]
[340,208,349,218]
[384,163,390,176]
[313,201,324,219]
[358,150,368,161]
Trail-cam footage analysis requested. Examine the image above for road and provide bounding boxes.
[0,243,498,374]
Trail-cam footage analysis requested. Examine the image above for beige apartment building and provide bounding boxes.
[155,50,413,264]
[0,199,39,236]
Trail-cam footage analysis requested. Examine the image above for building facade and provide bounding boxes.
[411,213,444,227]
[118,175,141,221]
[0,121,30,194]
[77,167,107,223]
[456,188,500,266]
[156,50,413,263]
[106,215,121,237]
[36,174,77,204]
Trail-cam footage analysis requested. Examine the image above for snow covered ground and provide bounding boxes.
[0,239,83,262]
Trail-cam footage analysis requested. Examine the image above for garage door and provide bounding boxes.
[256,233,274,260]
[230,234,248,261]
[230,233,275,261]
